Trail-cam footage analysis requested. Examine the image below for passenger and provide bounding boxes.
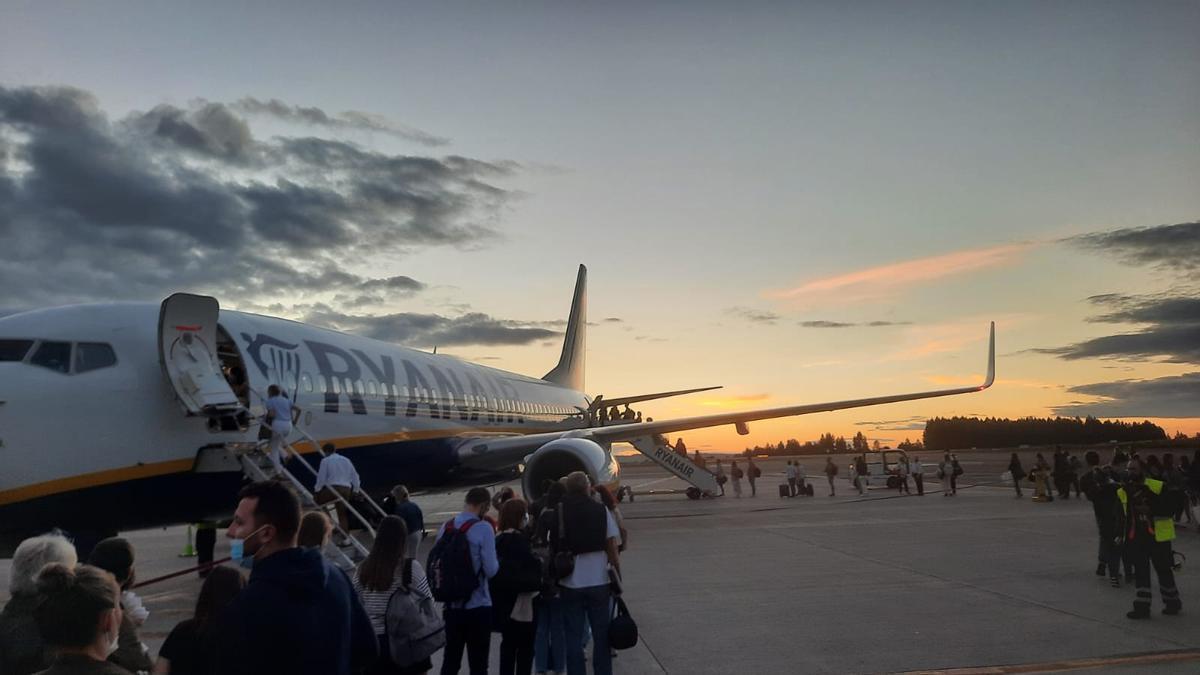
[87,538,153,674]
[263,385,297,468]
[747,457,760,497]
[491,499,541,675]
[693,450,706,469]
[390,485,426,560]
[30,563,131,675]
[434,487,500,675]
[594,485,628,552]
[622,406,635,421]
[1069,453,1083,499]
[896,456,911,495]
[1032,453,1053,502]
[854,456,867,495]
[1052,447,1070,499]
[1079,451,1122,587]
[217,480,378,675]
[824,457,838,497]
[950,454,963,495]
[153,566,245,675]
[796,461,808,495]
[1118,458,1183,619]
[0,532,78,675]
[939,454,954,497]
[353,515,436,675]
[785,461,798,498]
[1007,453,1026,498]
[314,443,363,534]
[554,472,621,675]
[493,486,516,512]
[731,461,744,497]
[911,456,924,496]
[531,482,567,675]
[674,437,687,457]
[714,459,727,496]
[298,511,333,550]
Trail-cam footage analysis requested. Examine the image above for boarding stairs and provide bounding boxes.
[628,434,721,497]
[231,425,390,572]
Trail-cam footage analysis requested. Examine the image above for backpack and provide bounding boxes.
[731,466,744,479]
[385,559,446,667]
[426,518,482,603]
[751,465,762,479]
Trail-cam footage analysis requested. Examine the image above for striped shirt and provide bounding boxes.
[352,560,432,635]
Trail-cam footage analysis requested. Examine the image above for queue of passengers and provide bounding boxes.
[0,472,628,675]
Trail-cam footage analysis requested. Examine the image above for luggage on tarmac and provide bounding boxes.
[805,484,814,497]
[779,484,790,498]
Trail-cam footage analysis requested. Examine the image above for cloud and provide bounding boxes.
[233,97,449,146]
[1037,293,1200,364]
[0,84,516,309]
[1068,221,1200,277]
[771,243,1031,304]
[854,416,927,431]
[799,320,911,328]
[725,306,780,324]
[1052,372,1200,418]
[302,306,560,347]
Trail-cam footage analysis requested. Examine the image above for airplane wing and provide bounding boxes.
[457,322,994,466]
[590,386,723,410]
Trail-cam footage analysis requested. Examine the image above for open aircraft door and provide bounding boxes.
[158,293,243,419]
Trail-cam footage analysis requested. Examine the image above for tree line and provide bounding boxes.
[922,416,1166,451]
[742,431,926,457]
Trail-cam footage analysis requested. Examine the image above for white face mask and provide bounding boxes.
[105,610,120,657]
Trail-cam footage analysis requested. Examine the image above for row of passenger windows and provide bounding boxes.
[281,371,574,416]
[0,339,117,374]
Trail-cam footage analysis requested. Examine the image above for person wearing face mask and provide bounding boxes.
[1117,459,1183,619]
[31,562,132,675]
[87,538,153,675]
[216,480,379,675]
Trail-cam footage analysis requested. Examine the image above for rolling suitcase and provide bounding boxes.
[779,484,789,498]
[805,483,815,497]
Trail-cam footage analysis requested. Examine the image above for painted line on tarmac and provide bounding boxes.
[896,648,1200,674]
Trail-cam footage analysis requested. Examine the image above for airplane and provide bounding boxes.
[0,265,995,554]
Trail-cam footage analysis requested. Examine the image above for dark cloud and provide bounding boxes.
[302,306,560,347]
[602,317,623,323]
[1052,372,1200,418]
[725,307,780,325]
[800,320,912,328]
[0,84,515,309]
[1036,293,1200,364]
[233,97,449,147]
[854,416,926,431]
[1069,221,1200,276]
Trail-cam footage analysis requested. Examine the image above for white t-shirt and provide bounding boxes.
[786,465,797,480]
[560,508,620,590]
[266,395,293,430]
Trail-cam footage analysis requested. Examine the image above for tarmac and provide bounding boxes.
[3,449,1199,674]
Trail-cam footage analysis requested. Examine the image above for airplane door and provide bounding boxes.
[158,293,242,417]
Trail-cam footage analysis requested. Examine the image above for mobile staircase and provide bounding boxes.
[627,434,721,498]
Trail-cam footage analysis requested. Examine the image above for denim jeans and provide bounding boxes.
[534,595,565,673]
[560,585,612,675]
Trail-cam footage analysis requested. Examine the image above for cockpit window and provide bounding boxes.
[0,339,34,362]
[74,342,118,373]
[30,341,72,373]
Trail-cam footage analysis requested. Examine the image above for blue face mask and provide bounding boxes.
[230,525,268,564]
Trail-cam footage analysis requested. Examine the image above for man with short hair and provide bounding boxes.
[218,481,377,675]
[911,457,925,496]
[314,443,362,533]
[785,461,798,497]
[555,471,622,675]
[437,487,500,675]
[264,384,298,468]
[390,484,425,559]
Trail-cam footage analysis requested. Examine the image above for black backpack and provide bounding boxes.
[426,519,483,603]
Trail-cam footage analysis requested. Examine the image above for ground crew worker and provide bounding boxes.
[1117,458,1182,619]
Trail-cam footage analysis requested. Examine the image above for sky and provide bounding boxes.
[1,1,1198,451]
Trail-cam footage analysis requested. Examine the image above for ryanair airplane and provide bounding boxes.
[0,265,994,553]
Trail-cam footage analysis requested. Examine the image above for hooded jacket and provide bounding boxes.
[216,547,377,675]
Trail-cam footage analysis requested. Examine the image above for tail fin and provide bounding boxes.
[543,264,587,391]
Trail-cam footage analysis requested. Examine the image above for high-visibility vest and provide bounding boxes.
[1118,479,1175,543]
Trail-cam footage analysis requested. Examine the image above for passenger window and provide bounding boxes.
[0,339,34,362]
[332,378,342,394]
[31,341,72,374]
[367,381,377,397]
[317,375,327,392]
[74,343,117,373]
[301,372,313,393]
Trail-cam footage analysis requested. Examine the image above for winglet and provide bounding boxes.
[543,265,587,391]
[981,321,996,390]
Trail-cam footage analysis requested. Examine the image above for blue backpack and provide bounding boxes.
[426,518,482,603]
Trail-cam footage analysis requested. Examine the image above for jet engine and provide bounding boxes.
[521,438,619,499]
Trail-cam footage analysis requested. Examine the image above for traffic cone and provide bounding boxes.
[179,524,197,558]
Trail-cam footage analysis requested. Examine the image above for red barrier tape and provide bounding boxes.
[131,557,233,589]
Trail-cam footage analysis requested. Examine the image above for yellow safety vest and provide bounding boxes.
[1120,479,1175,542]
